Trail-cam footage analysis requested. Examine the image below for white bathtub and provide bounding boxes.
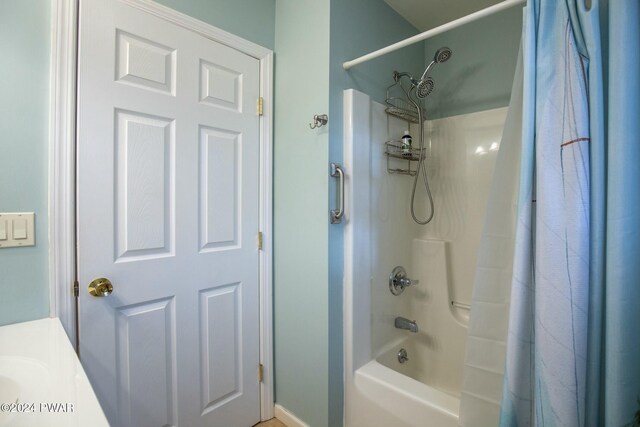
[349,336,460,427]
[349,333,461,427]
[352,360,458,427]
[375,337,459,398]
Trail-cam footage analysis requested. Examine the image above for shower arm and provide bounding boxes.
[393,71,418,86]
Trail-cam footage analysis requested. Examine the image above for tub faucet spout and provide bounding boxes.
[394,317,418,333]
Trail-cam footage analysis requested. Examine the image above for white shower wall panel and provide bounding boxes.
[411,107,508,319]
[370,105,509,396]
[401,108,508,399]
[370,102,421,356]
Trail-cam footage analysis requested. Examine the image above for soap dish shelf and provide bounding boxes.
[384,140,425,176]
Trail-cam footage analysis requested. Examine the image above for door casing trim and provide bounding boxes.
[50,0,275,420]
[49,0,78,349]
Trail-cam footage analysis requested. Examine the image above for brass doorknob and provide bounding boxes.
[88,278,113,297]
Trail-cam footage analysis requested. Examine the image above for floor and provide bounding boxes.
[254,418,286,427]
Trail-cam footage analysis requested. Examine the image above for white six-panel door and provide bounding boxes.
[77,1,261,426]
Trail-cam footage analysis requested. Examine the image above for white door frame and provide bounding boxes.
[49,0,274,420]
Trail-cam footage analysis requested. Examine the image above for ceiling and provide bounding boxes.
[384,0,504,32]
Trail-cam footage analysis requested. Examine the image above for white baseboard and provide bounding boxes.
[274,404,310,427]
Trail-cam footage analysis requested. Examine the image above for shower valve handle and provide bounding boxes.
[389,266,419,296]
[398,277,419,287]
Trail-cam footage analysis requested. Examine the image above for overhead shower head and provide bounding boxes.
[416,77,434,99]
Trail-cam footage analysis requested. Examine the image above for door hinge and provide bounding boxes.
[73,280,79,297]
[257,231,263,250]
[259,363,264,383]
[257,97,264,116]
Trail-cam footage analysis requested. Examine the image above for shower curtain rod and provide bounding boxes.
[342,0,526,70]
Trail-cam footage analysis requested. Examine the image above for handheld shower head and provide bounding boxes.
[434,47,452,63]
[419,46,453,81]
[414,47,452,99]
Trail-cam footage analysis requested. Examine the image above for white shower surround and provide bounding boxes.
[343,89,508,427]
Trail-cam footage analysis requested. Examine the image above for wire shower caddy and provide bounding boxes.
[384,75,426,176]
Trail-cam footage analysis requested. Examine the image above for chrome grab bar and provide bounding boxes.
[330,163,344,224]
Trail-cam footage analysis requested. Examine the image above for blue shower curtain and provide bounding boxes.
[500,1,640,426]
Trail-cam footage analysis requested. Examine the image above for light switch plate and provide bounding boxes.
[0,213,35,248]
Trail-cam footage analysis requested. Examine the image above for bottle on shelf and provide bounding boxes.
[401,130,412,157]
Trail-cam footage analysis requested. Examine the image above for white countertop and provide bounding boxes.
[0,318,109,427]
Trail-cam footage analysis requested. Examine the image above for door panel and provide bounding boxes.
[115,110,174,260]
[199,60,243,111]
[77,1,261,426]
[116,30,176,95]
[199,126,241,251]
[115,297,177,427]
[200,283,242,411]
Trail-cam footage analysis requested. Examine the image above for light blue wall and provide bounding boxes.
[273,1,330,426]
[154,0,276,49]
[0,0,52,326]
[327,3,424,425]
[422,7,522,119]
